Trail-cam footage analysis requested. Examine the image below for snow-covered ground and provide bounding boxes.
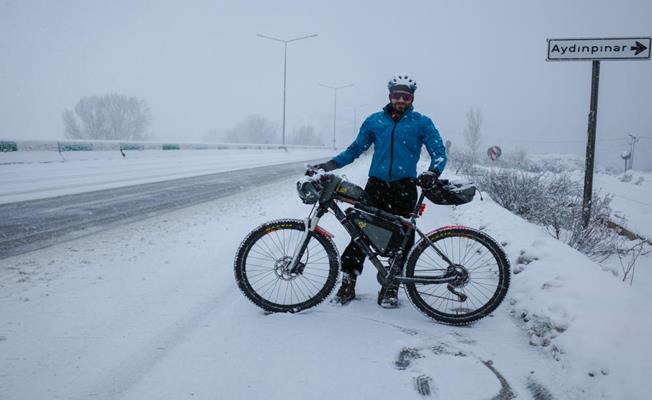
[0,148,334,204]
[590,170,652,239]
[1,158,650,399]
[453,192,652,400]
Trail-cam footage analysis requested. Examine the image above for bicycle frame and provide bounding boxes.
[288,187,459,286]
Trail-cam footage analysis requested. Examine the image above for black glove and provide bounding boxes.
[417,170,441,189]
[306,160,337,176]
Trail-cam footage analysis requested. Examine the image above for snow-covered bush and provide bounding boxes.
[475,168,621,260]
[473,169,551,222]
[562,193,619,258]
[620,172,633,183]
[480,152,585,174]
[447,148,480,175]
[501,147,539,172]
[529,154,585,173]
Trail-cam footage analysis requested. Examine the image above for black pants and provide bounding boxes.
[340,177,418,276]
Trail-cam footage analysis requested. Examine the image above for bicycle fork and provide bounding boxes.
[287,206,325,274]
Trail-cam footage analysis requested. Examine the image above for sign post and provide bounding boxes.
[546,37,650,226]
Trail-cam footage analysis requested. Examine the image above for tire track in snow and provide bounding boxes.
[76,291,239,400]
[358,315,558,399]
[526,376,556,400]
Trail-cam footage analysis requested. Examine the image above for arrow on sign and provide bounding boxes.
[631,41,648,55]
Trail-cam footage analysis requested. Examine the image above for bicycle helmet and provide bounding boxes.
[387,73,417,93]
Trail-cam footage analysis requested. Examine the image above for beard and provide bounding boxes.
[392,101,410,113]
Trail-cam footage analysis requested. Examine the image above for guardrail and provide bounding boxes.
[0,139,329,153]
[607,220,651,245]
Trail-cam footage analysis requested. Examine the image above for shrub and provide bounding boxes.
[475,168,621,259]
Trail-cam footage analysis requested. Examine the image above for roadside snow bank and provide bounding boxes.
[450,193,652,399]
[0,148,334,204]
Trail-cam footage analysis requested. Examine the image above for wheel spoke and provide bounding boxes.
[236,223,340,307]
[406,229,509,321]
[249,246,276,262]
[259,236,281,261]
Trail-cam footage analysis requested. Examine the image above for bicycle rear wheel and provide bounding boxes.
[404,227,510,325]
[234,219,340,313]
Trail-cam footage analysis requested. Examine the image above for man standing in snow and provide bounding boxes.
[313,73,447,308]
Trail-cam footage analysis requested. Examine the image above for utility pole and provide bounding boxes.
[319,83,353,150]
[257,33,317,146]
[628,134,639,170]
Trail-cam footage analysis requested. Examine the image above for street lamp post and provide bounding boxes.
[256,33,317,146]
[320,83,353,150]
[628,134,639,170]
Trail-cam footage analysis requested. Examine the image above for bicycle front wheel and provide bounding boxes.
[234,219,340,313]
[404,227,510,325]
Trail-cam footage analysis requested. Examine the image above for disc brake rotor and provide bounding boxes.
[273,256,305,280]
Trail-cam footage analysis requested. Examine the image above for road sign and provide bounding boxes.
[487,145,502,161]
[546,36,650,226]
[547,37,651,61]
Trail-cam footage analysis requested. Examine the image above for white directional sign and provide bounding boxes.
[546,36,649,225]
[547,37,651,61]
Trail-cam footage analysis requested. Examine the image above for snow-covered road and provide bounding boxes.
[0,160,320,259]
[1,159,649,399]
[591,170,652,239]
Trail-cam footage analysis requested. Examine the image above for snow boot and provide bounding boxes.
[331,273,357,305]
[378,286,400,308]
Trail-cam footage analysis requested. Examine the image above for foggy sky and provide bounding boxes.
[2,0,652,169]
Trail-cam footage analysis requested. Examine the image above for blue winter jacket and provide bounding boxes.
[333,105,447,182]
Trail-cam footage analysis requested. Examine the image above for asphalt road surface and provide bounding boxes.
[0,160,320,259]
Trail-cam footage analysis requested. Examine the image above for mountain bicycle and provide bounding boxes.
[234,169,510,325]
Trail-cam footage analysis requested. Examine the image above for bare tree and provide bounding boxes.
[291,125,323,146]
[63,94,152,140]
[223,114,279,144]
[463,108,482,159]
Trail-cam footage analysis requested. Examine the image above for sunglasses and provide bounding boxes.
[389,92,413,102]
